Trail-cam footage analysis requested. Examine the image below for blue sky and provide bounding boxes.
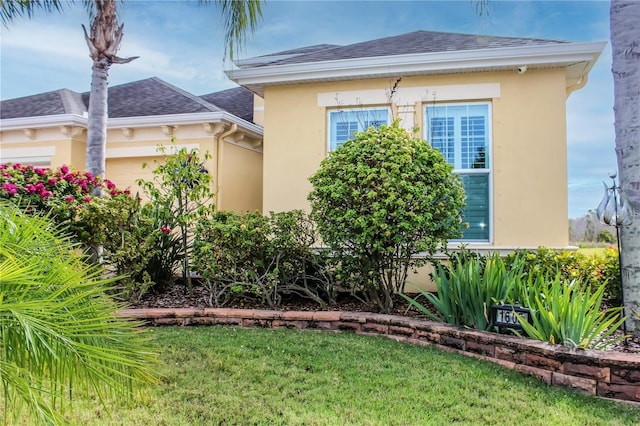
[0,0,616,218]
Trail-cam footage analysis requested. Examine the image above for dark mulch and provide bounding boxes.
[130,281,639,354]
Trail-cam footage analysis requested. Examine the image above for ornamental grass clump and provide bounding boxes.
[308,121,465,313]
[403,252,525,330]
[516,272,625,350]
[0,202,158,426]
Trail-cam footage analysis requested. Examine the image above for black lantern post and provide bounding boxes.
[596,172,633,338]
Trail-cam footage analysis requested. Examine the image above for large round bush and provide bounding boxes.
[308,121,466,312]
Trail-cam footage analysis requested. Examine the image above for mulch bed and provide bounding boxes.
[130,281,640,354]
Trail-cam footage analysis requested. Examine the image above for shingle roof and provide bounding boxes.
[200,87,254,122]
[241,30,568,68]
[1,77,257,122]
[0,89,85,119]
[88,77,222,118]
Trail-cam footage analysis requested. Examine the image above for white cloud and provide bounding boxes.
[1,23,91,63]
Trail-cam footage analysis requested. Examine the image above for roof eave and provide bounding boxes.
[226,41,607,96]
[1,111,263,139]
[108,112,263,138]
[0,114,88,131]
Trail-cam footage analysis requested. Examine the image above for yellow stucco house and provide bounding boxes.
[2,30,606,268]
[227,30,606,253]
[0,77,263,212]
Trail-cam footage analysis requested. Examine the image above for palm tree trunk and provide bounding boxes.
[610,0,640,333]
[87,56,110,194]
[82,0,137,193]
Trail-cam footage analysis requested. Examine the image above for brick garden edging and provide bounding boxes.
[119,308,640,403]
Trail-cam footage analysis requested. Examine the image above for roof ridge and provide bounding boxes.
[58,88,86,115]
[150,77,222,112]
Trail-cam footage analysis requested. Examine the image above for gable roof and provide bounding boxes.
[201,86,254,122]
[227,30,606,96]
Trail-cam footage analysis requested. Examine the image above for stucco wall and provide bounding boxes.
[262,70,570,250]
[1,122,263,214]
[219,141,263,212]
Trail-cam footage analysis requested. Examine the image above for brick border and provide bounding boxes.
[119,308,640,403]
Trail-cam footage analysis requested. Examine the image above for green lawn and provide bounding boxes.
[28,327,640,425]
[578,247,608,257]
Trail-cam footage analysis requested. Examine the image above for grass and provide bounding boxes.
[578,247,608,257]
[14,327,640,425]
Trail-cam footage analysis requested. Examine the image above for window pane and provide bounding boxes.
[458,173,490,241]
[426,104,489,170]
[429,117,454,165]
[461,115,487,169]
[329,109,389,151]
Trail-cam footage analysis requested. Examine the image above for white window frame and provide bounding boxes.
[327,107,391,152]
[425,102,493,243]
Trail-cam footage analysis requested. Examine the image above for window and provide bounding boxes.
[426,103,491,241]
[328,108,389,151]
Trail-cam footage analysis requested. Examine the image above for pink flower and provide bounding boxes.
[65,195,75,202]
[48,178,58,185]
[124,189,131,195]
[12,163,22,170]
[60,165,69,174]
[1,182,17,195]
[106,180,116,190]
[110,189,120,196]
[34,168,46,176]
[160,226,172,234]
[39,190,51,199]
[25,184,37,194]
[84,196,92,203]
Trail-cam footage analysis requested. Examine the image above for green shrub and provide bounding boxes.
[596,229,616,244]
[507,247,621,303]
[403,253,524,330]
[516,273,625,350]
[193,210,336,308]
[77,193,163,301]
[137,143,213,295]
[590,246,621,302]
[308,121,465,313]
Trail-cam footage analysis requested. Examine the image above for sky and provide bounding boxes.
[0,0,617,218]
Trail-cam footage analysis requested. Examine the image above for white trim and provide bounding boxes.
[107,112,263,138]
[1,146,56,164]
[1,111,263,139]
[318,83,500,107]
[106,144,200,159]
[228,42,606,92]
[0,114,87,131]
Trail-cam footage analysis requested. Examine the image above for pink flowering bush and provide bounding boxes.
[0,163,127,239]
[1,162,165,301]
